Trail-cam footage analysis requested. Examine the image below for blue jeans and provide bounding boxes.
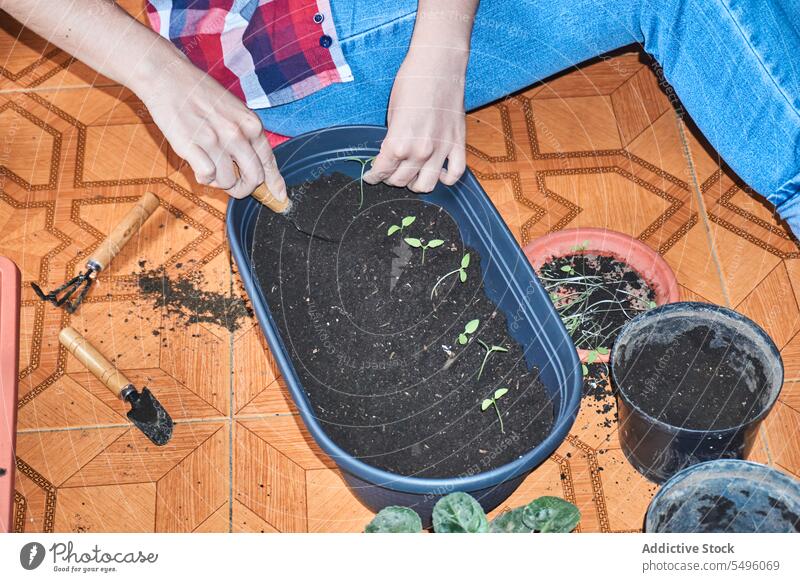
[257,0,800,236]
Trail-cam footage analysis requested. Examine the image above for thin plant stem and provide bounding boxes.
[493,401,504,433]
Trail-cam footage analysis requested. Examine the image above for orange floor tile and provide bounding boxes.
[3,4,799,533]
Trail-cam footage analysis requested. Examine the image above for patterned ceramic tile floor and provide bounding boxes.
[3,4,799,533]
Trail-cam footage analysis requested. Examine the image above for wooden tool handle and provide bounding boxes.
[59,327,131,398]
[252,183,292,214]
[88,192,160,271]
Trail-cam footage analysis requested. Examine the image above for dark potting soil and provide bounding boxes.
[539,253,655,350]
[251,172,554,478]
[616,325,768,431]
[137,267,252,332]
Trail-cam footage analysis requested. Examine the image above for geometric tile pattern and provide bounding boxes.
[4,4,799,532]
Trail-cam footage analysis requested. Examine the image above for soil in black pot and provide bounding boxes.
[251,172,554,478]
[538,253,655,350]
[615,325,769,430]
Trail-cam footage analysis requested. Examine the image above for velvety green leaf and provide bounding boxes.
[427,239,445,248]
[494,346,508,353]
[587,351,597,364]
[387,225,400,236]
[432,492,489,533]
[581,364,588,376]
[494,388,508,399]
[461,253,471,268]
[464,319,480,334]
[401,216,416,227]
[481,399,493,411]
[490,508,533,533]
[596,347,609,355]
[458,334,468,345]
[560,265,573,273]
[522,496,581,533]
[459,270,467,283]
[404,238,422,248]
[648,301,657,309]
[365,506,423,533]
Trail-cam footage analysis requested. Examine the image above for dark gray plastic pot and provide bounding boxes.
[610,302,783,483]
[227,125,582,526]
[646,459,800,532]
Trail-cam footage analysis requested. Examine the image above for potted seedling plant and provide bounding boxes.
[232,126,581,525]
[524,228,679,368]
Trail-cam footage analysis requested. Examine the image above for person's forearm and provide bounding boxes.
[0,0,181,94]
[409,0,478,63]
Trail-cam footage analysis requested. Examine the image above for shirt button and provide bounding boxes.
[313,12,324,24]
[319,34,333,48]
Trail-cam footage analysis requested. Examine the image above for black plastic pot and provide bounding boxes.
[646,459,800,532]
[610,302,783,483]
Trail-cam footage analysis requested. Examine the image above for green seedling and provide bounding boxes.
[457,319,480,345]
[586,346,609,364]
[560,264,576,276]
[477,339,508,380]
[648,300,657,309]
[404,237,444,264]
[481,388,509,433]
[387,215,416,236]
[342,156,376,209]
[571,240,590,252]
[431,253,470,300]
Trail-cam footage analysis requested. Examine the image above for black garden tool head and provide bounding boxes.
[124,387,173,446]
[31,270,95,314]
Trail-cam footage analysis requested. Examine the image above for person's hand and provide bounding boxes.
[139,55,287,201]
[364,49,467,193]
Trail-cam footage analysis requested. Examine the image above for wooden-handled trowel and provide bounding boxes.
[250,182,339,243]
[59,327,173,446]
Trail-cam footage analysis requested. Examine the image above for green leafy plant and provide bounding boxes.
[364,491,580,533]
[481,387,509,433]
[476,339,508,380]
[404,237,444,264]
[342,156,376,209]
[571,240,590,252]
[387,215,416,237]
[457,319,480,345]
[431,252,470,300]
[364,506,423,533]
[648,300,657,309]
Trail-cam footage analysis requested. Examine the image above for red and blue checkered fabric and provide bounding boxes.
[145,0,353,109]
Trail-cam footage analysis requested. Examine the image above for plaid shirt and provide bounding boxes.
[145,0,353,109]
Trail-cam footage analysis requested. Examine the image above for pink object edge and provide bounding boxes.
[523,228,680,364]
[0,256,20,533]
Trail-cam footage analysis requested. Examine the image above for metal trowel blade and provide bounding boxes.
[282,205,340,244]
[125,387,174,446]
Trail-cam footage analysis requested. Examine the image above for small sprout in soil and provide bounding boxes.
[431,253,471,300]
[387,215,416,236]
[477,339,508,380]
[582,363,589,377]
[404,237,444,264]
[457,318,480,345]
[560,264,576,276]
[342,156,376,209]
[648,300,657,309]
[481,388,509,433]
[571,240,590,252]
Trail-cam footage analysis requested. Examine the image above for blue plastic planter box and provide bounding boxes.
[227,125,581,523]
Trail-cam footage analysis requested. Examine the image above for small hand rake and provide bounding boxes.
[31,192,160,313]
